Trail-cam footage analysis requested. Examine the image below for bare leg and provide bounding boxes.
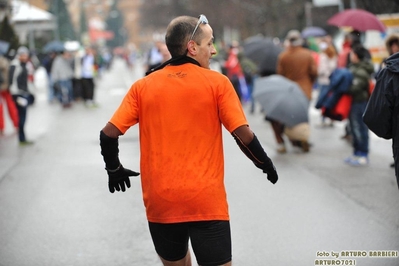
[270,120,285,144]
[270,120,286,153]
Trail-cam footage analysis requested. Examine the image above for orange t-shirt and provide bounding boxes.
[109,63,248,223]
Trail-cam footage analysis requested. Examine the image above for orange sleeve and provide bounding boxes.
[217,76,248,132]
[109,80,142,134]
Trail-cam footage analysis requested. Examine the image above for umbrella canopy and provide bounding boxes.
[301,26,327,38]
[327,9,386,32]
[243,35,283,76]
[43,40,65,53]
[253,75,309,127]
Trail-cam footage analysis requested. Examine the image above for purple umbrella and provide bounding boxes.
[301,26,327,38]
[327,9,386,32]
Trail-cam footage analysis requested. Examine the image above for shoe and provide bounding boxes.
[345,156,368,166]
[276,144,287,154]
[19,140,34,146]
[85,100,99,108]
[344,155,355,163]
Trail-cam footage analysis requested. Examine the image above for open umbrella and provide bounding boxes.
[301,26,327,38]
[43,40,65,53]
[327,9,386,32]
[253,75,309,127]
[243,35,283,76]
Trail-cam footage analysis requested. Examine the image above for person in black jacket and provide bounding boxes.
[363,51,399,189]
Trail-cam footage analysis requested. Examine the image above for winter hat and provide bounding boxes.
[286,30,303,47]
[17,46,29,56]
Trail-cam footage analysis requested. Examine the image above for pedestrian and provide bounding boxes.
[100,15,278,266]
[278,30,318,100]
[343,44,374,166]
[41,51,56,103]
[51,51,74,108]
[9,46,35,145]
[71,48,84,102]
[237,51,258,113]
[81,46,97,108]
[379,33,399,71]
[338,31,372,142]
[363,39,399,188]
[0,50,19,135]
[224,41,245,101]
[364,33,399,170]
[316,40,337,127]
[145,40,164,74]
[274,29,317,153]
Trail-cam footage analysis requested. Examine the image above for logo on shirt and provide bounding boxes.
[167,71,187,78]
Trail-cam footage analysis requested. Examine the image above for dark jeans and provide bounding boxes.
[349,101,369,156]
[230,75,242,101]
[72,78,82,100]
[81,78,94,101]
[55,79,73,105]
[12,95,28,142]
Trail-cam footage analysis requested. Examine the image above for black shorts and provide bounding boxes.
[148,220,232,266]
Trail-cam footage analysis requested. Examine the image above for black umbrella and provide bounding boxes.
[253,75,309,127]
[243,35,283,76]
[43,40,65,53]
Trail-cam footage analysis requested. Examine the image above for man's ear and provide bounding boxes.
[187,40,197,56]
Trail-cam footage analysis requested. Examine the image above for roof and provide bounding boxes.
[10,0,54,22]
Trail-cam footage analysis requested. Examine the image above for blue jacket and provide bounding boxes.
[315,68,353,110]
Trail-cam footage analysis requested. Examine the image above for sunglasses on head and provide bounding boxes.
[189,14,208,41]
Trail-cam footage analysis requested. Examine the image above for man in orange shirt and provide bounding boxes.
[100,15,278,266]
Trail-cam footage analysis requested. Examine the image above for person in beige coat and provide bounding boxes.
[270,30,317,153]
[277,30,318,100]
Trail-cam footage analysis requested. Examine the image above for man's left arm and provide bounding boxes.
[100,122,140,193]
[232,125,278,184]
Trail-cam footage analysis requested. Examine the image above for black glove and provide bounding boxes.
[233,132,278,185]
[107,165,140,193]
[262,160,278,184]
